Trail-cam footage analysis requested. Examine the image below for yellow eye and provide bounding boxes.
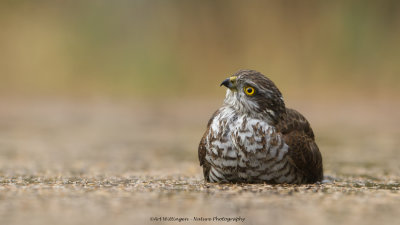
[244,86,255,96]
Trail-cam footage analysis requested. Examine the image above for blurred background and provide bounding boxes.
[1,0,399,170]
[1,0,399,98]
[0,1,400,225]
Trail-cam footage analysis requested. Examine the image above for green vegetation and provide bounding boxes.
[0,1,399,97]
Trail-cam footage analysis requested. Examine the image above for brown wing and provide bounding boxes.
[276,108,323,183]
[198,110,220,182]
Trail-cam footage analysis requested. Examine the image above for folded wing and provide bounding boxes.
[276,108,323,183]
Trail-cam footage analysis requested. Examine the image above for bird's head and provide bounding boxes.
[220,69,286,122]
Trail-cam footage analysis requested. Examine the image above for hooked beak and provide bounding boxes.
[220,76,237,89]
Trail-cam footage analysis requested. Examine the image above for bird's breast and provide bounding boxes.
[205,107,298,183]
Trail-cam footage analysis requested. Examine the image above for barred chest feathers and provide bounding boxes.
[205,106,304,184]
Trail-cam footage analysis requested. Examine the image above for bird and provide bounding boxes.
[198,69,323,184]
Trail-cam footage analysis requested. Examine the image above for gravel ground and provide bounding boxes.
[0,98,399,225]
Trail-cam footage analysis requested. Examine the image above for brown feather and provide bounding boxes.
[198,110,220,182]
[277,108,323,183]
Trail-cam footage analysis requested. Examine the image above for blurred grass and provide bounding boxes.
[0,0,399,98]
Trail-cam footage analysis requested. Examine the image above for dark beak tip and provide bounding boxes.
[220,78,230,88]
